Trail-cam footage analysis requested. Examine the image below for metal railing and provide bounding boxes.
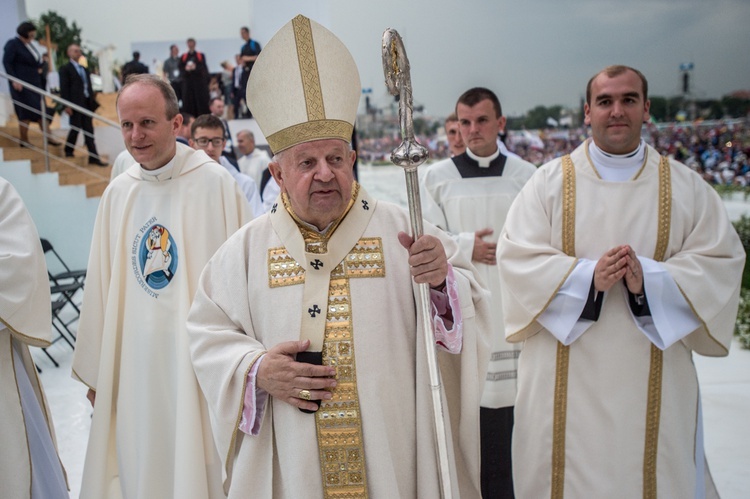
[1,69,120,182]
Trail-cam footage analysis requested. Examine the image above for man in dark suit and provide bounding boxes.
[59,44,106,166]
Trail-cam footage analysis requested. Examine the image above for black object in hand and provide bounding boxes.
[296,351,323,414]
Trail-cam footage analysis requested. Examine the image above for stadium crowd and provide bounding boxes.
[359,118,750,187]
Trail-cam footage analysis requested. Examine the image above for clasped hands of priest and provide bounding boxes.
[593,245,643,295]
[256,232,449,411]
[472,228,497,266]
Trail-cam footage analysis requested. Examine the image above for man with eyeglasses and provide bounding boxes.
[190,114,264,216]
[72,74,253,499]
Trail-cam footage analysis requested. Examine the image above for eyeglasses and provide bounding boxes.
[194,137,225,147]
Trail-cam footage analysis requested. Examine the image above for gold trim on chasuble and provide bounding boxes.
[267,237,386,498]
[551,155,576,499]
[642,156,671,499]
[554,155,672,499]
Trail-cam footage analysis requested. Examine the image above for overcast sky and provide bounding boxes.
[21,0,750,117]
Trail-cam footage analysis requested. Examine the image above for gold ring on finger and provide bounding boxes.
[298,389,311,401]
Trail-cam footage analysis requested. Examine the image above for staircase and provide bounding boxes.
[0,90,121,198]
[0,128,111,197]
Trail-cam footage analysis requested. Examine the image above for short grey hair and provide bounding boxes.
[237,129,255,140]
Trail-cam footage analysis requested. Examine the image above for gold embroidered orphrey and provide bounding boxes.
[268,237,386,498]
[553,154,671,499]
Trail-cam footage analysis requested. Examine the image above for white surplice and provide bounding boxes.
[421,152,536,408]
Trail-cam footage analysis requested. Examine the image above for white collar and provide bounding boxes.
[466,145,500,168]
[587,140,646,181]
[140,155,177,181]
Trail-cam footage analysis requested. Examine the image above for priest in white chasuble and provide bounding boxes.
[187,15,491,499]
[72,74,253,499]
[498,65,745,498]
[0,178,68,499]
[421,86,536,498]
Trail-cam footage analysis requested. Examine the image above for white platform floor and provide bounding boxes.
[32,311,750,499]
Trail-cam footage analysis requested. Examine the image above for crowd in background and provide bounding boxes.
[358,119,750,188]
[112,32,750,191]
[119,27,261,121]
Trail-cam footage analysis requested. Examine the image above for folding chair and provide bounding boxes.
[40,238,86,322]
[40,238,87,286]
[41,298,77,367]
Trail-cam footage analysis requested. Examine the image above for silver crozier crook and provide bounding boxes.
[382,28,453,499]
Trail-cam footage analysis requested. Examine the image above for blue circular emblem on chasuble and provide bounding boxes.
[139,224,178,290]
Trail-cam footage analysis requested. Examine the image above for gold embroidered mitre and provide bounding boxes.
[247,14,361,154]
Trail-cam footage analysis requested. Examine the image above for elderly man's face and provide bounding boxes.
[118,83,180,170]
[236,133,255,156]
[270,139,356,230]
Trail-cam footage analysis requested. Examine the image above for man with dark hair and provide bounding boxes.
[180,38,210,117]
[239,26,261,116]
[444,112,465,157]
[59,43,107,165]
[421,86,536,498]
[498,65,745,497]
[120,51,149,84]
[191,113,263,215]
[72,73,253,499]
[176,112,195,145]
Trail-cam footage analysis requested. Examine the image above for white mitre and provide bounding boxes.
[247,14,361,154]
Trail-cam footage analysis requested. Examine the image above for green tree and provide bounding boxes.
[506,115,525,131]
[695,99,724,120]
[649,96,668,122]
[722,96,750,118]
[34,10,98,73]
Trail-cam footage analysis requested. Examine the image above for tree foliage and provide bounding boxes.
[507,93,748,130]
[33,10,98,72]
[722,96,750,119]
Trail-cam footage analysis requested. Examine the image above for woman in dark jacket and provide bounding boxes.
[3,21,58,146]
